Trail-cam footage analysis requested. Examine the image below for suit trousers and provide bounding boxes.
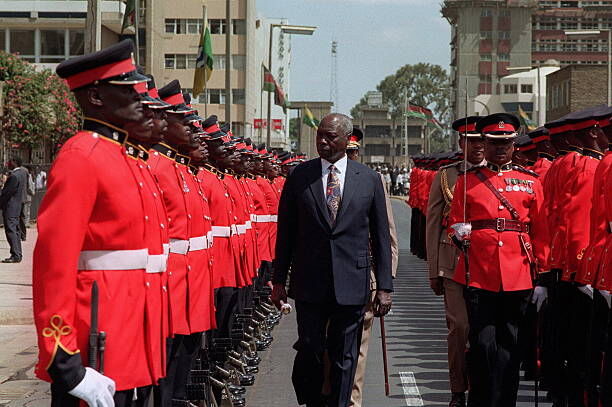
[2,213,21,259]
[464,288,531,407]
[293,300,364,407]
[349,291,376,407]
[51,382,152,407]
[443,278,469,393]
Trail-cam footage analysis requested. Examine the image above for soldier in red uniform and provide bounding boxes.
[528,127,556,182]
[34,40,169,407]
[448,113,550,406]
[513,135,538,169]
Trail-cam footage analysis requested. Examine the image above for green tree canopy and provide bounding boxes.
[0,52,80,161]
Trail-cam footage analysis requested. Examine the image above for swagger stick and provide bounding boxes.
[380,316,390,396]
[89,281,99,370]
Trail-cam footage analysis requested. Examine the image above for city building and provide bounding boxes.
[290,101,333,158]
[533,0,612,66]
[473,61,560,125]
[441,0,537,120]
[545,64,608,120]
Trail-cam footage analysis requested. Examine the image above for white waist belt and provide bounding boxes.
[146,254,168,274]
[250,214,256,222]
[189,236,207,251]
[237,224,247,235]
[78,249,148,271]
[254,215,271,222]
[245,220,252,229]
[169,239,189,255]
[163,243,170,255]
[212,226,231,237]
[270,215,278,222]
[230,225,238,236]
[207,231,214,247]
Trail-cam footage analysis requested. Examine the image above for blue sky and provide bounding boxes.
[256,0,451,115]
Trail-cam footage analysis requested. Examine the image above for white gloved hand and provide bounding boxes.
[531,286,548,312]
[68,367,115,407]
[578,284,594,300]
[451,223,472,241]
[599,290,612,309]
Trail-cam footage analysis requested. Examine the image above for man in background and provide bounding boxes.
[0,156,27,263]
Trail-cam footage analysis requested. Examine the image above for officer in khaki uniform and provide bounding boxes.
[425,117,485,407]
[344,128,398,407]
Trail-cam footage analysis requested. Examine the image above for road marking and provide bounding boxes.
[399,371,424,406]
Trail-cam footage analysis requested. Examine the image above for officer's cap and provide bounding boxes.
[56,39,148,91]
[527,126,549,144]
[452,116,482,138]
[476,113,520,139]
[347,127,363,151]
[515,134,536,152]
[158,80,195,114]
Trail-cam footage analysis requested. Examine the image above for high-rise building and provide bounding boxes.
[441,0,537,122]
[533,0,612,67]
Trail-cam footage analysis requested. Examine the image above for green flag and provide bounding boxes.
[303,107,319,129]
[121,0,135,33]
[193,16,214,98]
[518,106,537,131]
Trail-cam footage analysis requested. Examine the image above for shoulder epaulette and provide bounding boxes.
[440,162,461,170]
[512,165,539,177]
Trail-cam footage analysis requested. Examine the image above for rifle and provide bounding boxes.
[380,316,390,396]
[88,281,107,373]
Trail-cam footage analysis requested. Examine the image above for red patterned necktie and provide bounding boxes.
[326,164,341,224]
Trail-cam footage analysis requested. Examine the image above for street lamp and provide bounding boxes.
[266,24,317,148]
[564,29,611,106]
[507,65,541,126]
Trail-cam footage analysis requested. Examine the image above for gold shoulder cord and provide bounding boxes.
[440,168,455,216]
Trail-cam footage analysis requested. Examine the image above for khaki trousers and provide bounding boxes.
[444,277,469,393]
[349,292,376,407]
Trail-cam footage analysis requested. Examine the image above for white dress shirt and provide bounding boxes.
[321,155,348,198]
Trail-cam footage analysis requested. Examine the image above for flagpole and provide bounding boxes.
[260,64,264,143]
[134,0,139,65]
[203,5,208,118]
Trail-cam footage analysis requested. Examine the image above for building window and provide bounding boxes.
[231,122,244,137]
[165,19,203,34]
[560,1,578,7]
[188,19,202,34]
[504,84,518,94]
[499,9,510,17]
[40,29,65,62]
[9,29,35,57]
[0,30,5,52]
[581,20,599,30]
[481,9,493,17]
[209,19,227,35]
[208,89,226,104]
[164,54,197,69]
[560,21,578,30]
[498,53,510,61]
[521,84,533,93]
[232,89,245,104]
[480,54,492,61]
[539,20,557,30]
[232,19,246,35]
[69,29,84,56]
[213,54,226,70]
[499,31,511,40]
[479,74,492,82]
[562,42,578,52]
[480,31,493,40]
[187,54,197,69]
[232,55,246,70]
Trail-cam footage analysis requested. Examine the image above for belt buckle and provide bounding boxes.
[525,223,530,234]
[496,218,505,232]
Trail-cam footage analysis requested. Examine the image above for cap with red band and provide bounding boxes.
[158,79,195,114]
[56,40,148,90]
[452,116,482,137]
[475,113,520,139]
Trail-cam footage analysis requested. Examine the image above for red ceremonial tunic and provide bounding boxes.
[564,150,603,283]
[33,121,168,391]
[223,174,250,287]
[248,177,271,262]
[449,164,549,292]
[257,177,279,260]
[269,177,283,259]
[198,166,238,289]
[531,156,553,184]
[177,160,215,332]
[595,163,612,290]
[239,176,261,279]
[148,143,191,335]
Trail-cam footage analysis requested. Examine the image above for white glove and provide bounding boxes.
[577,284,594,300]
[599,290,611,309]
[451,222,472,241]
[68,367,115,407]
[531,286,548,312]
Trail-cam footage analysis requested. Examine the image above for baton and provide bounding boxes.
[88,281,99,370]
[380,316,390,397]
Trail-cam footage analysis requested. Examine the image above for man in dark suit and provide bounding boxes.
[272,113,393,407]
[0,156,27,262]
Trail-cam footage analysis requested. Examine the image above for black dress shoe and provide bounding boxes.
[2,257,21,263]
[449,392,466,407]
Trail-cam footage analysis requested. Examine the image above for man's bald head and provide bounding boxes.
[316,113,352,162]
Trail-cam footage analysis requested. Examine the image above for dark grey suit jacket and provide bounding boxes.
[0,168,26,218]
[273,157,393,306]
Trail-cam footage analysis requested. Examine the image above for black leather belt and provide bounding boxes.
[471,218,530,233]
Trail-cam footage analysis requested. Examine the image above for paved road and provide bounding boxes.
[0,199,551,406]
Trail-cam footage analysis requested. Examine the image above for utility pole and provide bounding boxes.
[134,0,140,65]
[224,0,232,127]
[403,89,409,166]
[84,0,101,53]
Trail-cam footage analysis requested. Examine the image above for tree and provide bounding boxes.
[0,52,81,162]
[351,63,451,151]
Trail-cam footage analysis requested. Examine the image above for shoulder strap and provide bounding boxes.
[474,169,520,220]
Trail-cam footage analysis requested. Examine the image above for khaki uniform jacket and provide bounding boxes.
[426,162,462,280]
